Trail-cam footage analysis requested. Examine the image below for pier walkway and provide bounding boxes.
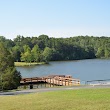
[20,75,80,86]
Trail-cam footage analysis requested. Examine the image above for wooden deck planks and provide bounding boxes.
[20,75,80,86]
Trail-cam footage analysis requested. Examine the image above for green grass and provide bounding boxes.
[14,62,46,66]
[0,88,110,110]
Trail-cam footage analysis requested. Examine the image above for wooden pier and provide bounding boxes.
[20,75,80,86]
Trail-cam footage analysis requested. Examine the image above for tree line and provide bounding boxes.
[1,35,110,90]
[0,35,110,63]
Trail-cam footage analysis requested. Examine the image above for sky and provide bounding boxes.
[0,0,110,39]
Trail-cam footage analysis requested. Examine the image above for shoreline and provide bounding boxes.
[15,58,110,67]
[14,62,47,67]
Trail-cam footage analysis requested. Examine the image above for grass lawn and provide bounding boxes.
[14,62,46,66]
[0,88,110,110]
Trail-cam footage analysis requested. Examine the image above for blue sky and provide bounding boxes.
[0,0,110,39]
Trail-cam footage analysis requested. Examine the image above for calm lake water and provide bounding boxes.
[16,59,110,83]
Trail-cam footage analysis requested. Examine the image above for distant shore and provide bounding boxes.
[14,62,47,67]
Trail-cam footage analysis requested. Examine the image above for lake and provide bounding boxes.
[16,59,110,83]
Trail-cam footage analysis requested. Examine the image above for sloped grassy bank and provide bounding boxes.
[0,88,110,110]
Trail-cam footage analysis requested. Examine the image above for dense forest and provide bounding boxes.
[0,35,110,63]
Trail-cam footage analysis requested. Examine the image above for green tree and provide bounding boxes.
[31,44,41,62]
[42,47,52,63]
[11,45,21,62]
[96,47,105,58]
[21,45,32,63]
[105,48,110,58]
[38,35,49,49]
[2,68,21,90]
[0,42,21,90]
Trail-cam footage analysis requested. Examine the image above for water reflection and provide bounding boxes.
[19,83,58,89]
